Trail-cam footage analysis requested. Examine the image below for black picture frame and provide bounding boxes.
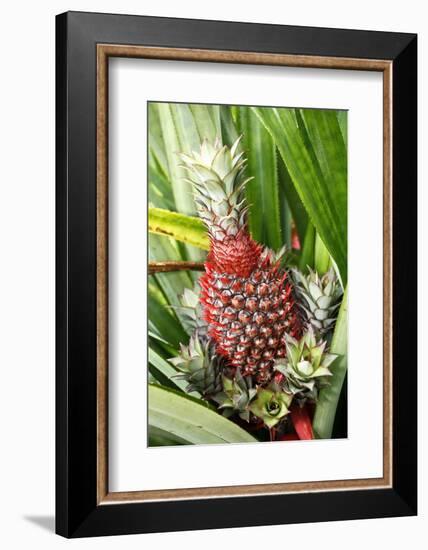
[56,11,417,538]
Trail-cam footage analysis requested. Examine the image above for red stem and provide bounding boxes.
[148,261,204,274]
[290,404,314,440]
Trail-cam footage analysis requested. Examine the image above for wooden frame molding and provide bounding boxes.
[96,44,393,505]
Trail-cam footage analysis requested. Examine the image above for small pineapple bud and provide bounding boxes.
[171,285,206,335]
[249,388,293,428]
[211,369,257,422]
[169,332,222,396]
[292,267,343,336]
[274,328,337,400]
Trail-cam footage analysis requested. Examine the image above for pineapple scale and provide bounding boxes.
[200,262,300,384]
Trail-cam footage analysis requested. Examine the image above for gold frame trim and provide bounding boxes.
[96,44,393,505]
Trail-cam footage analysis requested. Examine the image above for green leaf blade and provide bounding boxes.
[149,348,201,396]
[299,109,347,252]
[149,207,209,250]
[148,385,257,445]
[253,106,347,284]
[314,232,332,275]
[237,108,282,250]
[148,426,188,446]
[312,286,348,439]
[220,105,240,147]
[299,222,315,272]
[277,154,308,245]
[148,281,189,349]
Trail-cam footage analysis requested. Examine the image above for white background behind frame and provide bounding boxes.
[108,57,383,493]
[0,0,425,548]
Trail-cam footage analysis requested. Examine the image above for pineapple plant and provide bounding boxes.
[148,103,347,445]
[179,138,302,386]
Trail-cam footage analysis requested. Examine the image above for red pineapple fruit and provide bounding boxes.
[179,138,301,385]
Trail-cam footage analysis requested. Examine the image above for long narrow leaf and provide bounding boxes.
[314,233,332,275]
[299,109,347,250]
[148,283,188,348]
[155,103,218,263]
[149,348,200,396]
[312,286,348,439]
[220,105,240,147]
[148,385,257,445]
[237,107,282,250]
[277,153,308,245]
[156,103,192,215]
[148,332,176,360]
[148,426,188,446]
[189,103,222,142]
[149,207,209,251]
[299,222,315,272]
[149,168,175,211]
[148,103,169,180]
[336,110,348,149]
[253,107,347,283]
[155,102,221,215]
[170,103,202,153]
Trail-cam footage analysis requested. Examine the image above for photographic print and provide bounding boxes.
[148,102,347,446]
[57,13,417,536]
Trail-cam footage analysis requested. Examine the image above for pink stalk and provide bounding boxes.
[290,404,314,440]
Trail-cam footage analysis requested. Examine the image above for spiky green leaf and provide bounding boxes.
[235,107,282,250]
[252,107,347,283]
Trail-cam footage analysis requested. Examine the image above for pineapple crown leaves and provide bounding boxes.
[169,331,222,396]
[292,266,343,336]
[178,136,253,240]
[249,388,293,428]
[211,369,257,422]
[274,328,337,396]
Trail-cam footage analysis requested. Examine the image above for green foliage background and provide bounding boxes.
[148,102,348,446]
